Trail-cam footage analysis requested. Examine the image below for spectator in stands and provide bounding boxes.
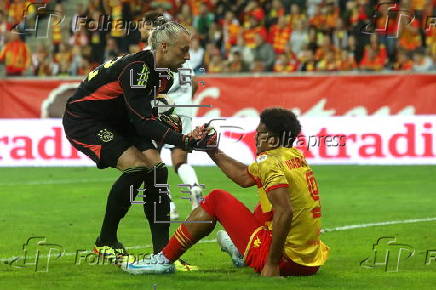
[193,3,214,46]
[265,0,285,28]
[231,35,255,71]
[0,31,31,76]
[32,43,49,76]
[253,33,275,71]
[243,15,267,49]
[8,0,27,27]
[346,34,358,62]
[412,48,433,72]
[2,0,435,76]
[221,11,241,55]
[54,42,72,76]
[289,20,308,56]
[109,0,128,53]
[89,10,106,65]
[274,53,293,72]
[208,53,225,73]
[332,18,348,50]
[307,26,319,54]
[398,14,423,53]
[300,49,318,71]
[307,0,323,18]
[203,42,221,71]
[268,15,292,55]
[51,3,64,54]
[289,4,307,30]
[104,37,120,61]
[359,46,385,71]
[315,34,335,62]
[71,3,86,35]
[283,44,300,71]
[227,50,246,72]
[318,50,337,71]
[71,45,84,76]
[337,50,357,71]
[177,3,192,27]
[393,50,413,71]
[323,0,339,33]
[189,37,205,73]
[208,22,223,48]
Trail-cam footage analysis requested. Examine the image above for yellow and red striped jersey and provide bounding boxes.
[247,147,330,266]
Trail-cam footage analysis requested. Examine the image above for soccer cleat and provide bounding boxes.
[190,185,204,209]
[216,230,246,267]
[174,259,199,271]
[93,237,134,265]
[120,252,175,275]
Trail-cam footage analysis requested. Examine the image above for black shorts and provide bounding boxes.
[62,112,155,169]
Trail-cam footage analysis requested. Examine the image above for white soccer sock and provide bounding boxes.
[170,201,177,212]
[177,163,202,209]
[177,163,199,185]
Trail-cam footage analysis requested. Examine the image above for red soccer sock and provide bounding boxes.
[162,224,195,262]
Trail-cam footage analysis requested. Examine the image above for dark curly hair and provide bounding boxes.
[260,107,301,147]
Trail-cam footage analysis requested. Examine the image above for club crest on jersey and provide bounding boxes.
[97,129,114,143]
[256,155,268,163]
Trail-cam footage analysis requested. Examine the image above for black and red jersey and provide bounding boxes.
[65,49,185,147]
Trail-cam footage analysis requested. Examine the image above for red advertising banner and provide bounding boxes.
[0,74,435,118]
[194,74,436,117]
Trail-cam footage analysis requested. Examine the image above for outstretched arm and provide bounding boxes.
[261,186,293,277]
[207,149,256,188]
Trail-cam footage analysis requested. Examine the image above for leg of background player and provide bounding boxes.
[171,148,203,209]
[162,189,260,262]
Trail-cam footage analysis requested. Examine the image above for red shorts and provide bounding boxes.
[200,189,319,276]
[244,227,319,275]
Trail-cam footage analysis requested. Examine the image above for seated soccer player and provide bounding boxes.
[121,107,330,276]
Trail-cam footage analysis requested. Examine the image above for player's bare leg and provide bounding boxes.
[121,189,259,274]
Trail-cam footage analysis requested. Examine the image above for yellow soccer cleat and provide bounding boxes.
[174,259,199,271]
[93,237,134,265]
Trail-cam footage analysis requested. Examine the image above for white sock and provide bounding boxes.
[177,163,199,185]
[177,163,202,209]
[170,201,177,212]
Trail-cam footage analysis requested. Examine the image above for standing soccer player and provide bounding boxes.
[62,21,208,263]
[121,107,330,276]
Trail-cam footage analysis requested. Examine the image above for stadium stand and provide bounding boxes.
[0,0,434,77]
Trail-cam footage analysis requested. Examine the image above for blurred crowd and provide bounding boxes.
[0,0,435,77]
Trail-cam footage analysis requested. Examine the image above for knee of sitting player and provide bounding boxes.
[201,189,230,214]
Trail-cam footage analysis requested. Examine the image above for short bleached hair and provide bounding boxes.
[149,21,191,51]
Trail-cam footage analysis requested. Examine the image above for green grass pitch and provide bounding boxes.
[0,165,435,289]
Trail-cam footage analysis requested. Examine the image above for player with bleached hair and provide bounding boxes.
[121,107,330,276]
[63,19,212,268]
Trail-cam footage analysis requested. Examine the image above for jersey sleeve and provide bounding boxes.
[118,61,185,147]
[257,156,289,193]
[248,162,262,188]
